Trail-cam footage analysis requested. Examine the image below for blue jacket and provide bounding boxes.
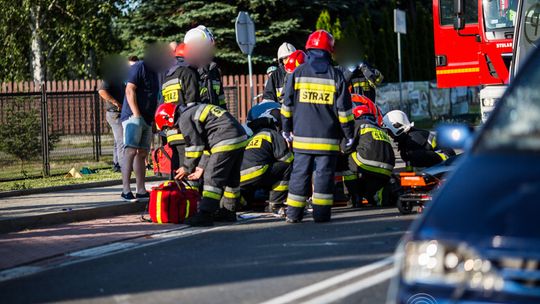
[281,50,355,155]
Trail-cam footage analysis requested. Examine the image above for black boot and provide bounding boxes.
[185,211,214,227]
[213,208,237,222]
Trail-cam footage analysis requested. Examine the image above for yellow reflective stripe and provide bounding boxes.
[198,105,213,122]
[351,153,392,176]
[185,151,204,158]
[286,197,306,208]
[436,152,449,161]
[338,114,354,123]
[185,199,191,218]
[294,82,336,93]
[254,134,272,143]
[167,133,184,141]
[202,190,222,200]
[156,191,163,224]
[279,153,294,163]
[293,141,339,152]
[272,184,288,191]
[223,191,241,199]
[436,67,480,75]
[211,140,248,153]
[361,127,392,143]
[240,164,269,183]
[343,174,358,181]
[281,107,292,118]
[312,197,333,206]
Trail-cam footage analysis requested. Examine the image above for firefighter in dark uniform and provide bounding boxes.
[262,42,296,103]
[281,30,355,223]
[160,42,199,173]
[175,103,248,227]
[240,108,293,213]
[347,62,384,103]
[383,110,455,169]
[342,105,395,207]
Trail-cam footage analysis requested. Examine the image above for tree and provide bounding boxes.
[0,100,59,176]
[315,9,343,40]
[0,0,124,83]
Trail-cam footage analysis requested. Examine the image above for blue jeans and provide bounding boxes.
[122,116,152,151]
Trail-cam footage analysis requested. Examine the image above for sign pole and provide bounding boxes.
[397,32,403,106]
[247,54,255,106]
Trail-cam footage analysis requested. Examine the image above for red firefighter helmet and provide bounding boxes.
[284,50,306,73]
[305,30,334,53]
[174,43,186,58]
[351,94,383,125]
[154,103,176,130]
[352,104,375,119]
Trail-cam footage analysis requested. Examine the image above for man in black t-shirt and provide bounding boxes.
[99,77,126,172]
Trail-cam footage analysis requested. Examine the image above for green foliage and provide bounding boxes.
[0,100,59,175]
[315,9,343,40]
[0,0,124,82]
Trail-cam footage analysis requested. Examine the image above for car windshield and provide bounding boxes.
[477,49,540,151]
[483,0,517,29]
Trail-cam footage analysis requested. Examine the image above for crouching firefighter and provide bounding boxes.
[383,110,455,169]
[281,30,355,223]
[174,102,248,227]
[342,105,395,207]
[240,108,293,213]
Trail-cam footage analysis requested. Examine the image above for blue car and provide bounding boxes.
[387,48,540,302]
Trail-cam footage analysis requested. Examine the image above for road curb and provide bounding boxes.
[0,201,147,234]
[0,176,165,199]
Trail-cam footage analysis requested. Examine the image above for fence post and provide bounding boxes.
[93,88,101,162]
[40,84,51,176]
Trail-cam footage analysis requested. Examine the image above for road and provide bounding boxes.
[0,208,414,304]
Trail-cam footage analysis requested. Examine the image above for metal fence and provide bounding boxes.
[0,81,240,181]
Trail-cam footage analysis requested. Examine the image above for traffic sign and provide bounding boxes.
[235,12,256,55]
[394,9,407,34]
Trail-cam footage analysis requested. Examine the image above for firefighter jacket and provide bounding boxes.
[395,127,454,168]
[240,127,293,183]
[178,103,248,172]
[348,64,383,101]
[199,62,227,109]
[262,65,287,103]
[281,49,355,155]
[341,117,395,177]
[162,60,200,146]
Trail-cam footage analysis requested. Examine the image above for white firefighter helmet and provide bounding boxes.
[277,42,296,60]
[184,25,214,45]
[383,110,414,136]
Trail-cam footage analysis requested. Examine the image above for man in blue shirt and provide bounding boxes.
[120,45,169,202]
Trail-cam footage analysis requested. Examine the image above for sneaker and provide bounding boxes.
[185,212,214,227]
[213,208,237,222]
[113,163,121,173]
[135,192,150,202]
[121,192,138,203]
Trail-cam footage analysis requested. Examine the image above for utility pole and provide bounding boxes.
[394,9,407,108]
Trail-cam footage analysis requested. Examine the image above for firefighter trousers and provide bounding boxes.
[286,153,337,222]
[345,155,390,206]
[200,149,244,213]
[240,161,292,207]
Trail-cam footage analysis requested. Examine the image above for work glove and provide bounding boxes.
[282,131,293,143]
[345,138,354,147]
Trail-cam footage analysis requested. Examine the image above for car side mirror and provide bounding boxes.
[454,0,466,30]
[435,123,473,150]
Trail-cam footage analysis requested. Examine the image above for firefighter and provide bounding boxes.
[160,42,200,172]
[348,62,384,103]
[351,94,383,126]
[262,42,296,103]
[281,30,355,223]
[383,110,455,169]
[342,105,395,207]
[186,26,228,109]
[240,108,293,213]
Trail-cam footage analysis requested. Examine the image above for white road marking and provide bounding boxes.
[68,242,138,257]
[301,267,397,304]
[0,266,43,282]
[259,256,394,304]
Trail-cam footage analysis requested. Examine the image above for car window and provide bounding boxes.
[440,0,479,25]
[477,50,540,151]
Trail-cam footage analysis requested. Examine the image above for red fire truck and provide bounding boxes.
[433,0,517,121]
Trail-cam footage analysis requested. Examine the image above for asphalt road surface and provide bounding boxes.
[0,208,415,304]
